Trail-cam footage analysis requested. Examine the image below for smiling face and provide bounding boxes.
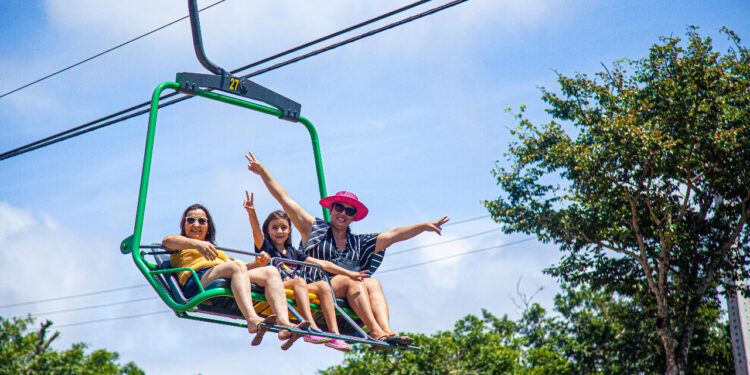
[267,218,291,248]
[330,201,355,231]
[183,208,209,241]
[262,210,292,249]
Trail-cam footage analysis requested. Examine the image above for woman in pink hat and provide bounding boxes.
[245,151,449,346]
[243,192,369,352]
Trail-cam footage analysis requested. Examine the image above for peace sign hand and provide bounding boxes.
[245,151,264,176]
[244,190,255,213]
[425,216,450,236]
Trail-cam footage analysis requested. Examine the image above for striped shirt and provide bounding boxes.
[300,218,385,282]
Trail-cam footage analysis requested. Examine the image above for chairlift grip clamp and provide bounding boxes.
[176,72,301,122]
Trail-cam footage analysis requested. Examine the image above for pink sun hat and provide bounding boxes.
[319,191,369,221]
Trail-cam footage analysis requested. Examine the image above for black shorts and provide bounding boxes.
[182,267,212,298]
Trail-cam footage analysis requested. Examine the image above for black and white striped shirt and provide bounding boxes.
[300,218,385,282]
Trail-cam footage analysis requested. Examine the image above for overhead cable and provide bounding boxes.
[379,237,536,274]
[53,311,171,329]
[0,0,226,100]
[34,297,158,316]
[0,0,468,161]
[0,285,148,309]
[388,228,499,256]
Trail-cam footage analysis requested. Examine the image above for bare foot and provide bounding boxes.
[278,329,291,340]
[247,316,264,334]
[276,319,296,340]
[251,315,277,346]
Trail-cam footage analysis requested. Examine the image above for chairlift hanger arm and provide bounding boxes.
[187,0,223,75]
[176,72,301,121]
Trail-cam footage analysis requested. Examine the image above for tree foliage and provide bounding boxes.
[320,285,731,374]
[484,27,749,374]
[320,309,569,375]
[0,315,143,375]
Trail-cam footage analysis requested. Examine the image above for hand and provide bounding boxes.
[195,239,219,261]
[425,216,450,236]
[348,270,369,282]
[245,151,264,176]
[243,190,255,213]
[256,251,271,266]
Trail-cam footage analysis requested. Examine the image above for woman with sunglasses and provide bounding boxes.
[245,151,449,346]
[244,192,370,352]
[162,203,310,349]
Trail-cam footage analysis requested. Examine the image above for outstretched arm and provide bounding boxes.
[243,190,265,250]
[305,257,368,281]
[245,151,315,243]
[375,216,450,253]
[162,235,219,261]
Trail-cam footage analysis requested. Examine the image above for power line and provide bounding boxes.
[34,297,158,316]
[0,0,468,161]
[0,285,148,309]
[389,228,499,256]
[53,311,171,329]
[0,0,226,100]
[444,215,490,226]
[379,237,537,274]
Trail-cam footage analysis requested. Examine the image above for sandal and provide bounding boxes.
[369,342,393,351]
[383,336,401,345]
[393,335,414,346]
[251,315,276,346]
[281,321,311,351]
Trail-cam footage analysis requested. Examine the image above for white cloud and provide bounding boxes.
[0,201,36,240]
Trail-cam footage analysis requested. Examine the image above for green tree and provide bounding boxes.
[319,309,571,375]
[0,315,143,375]
[320,288,731,374]
[538,284,731,375]
[484,27,749,374]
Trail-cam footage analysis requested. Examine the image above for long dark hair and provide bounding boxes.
[262,210,292,248]
[180,203,216,244]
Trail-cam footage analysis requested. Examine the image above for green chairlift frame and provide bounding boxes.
[119,79,407,349]
[119,0,414,350]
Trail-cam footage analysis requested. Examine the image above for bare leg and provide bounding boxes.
[284,277,321,331]
[364,277,396,336]
[247,267,294,327]
[200,260,262,334]
[329,275,389,339]
[308,281,341,334]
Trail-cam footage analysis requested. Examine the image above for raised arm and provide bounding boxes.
[162,235,219,261]
[243,190,265,250]
[375,216,450,253]
[245,151,315,243]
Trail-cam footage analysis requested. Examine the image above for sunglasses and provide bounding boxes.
[331,202,357,217]
[186,217,208,225]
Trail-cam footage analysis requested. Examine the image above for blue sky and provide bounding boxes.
[1,0,749,373]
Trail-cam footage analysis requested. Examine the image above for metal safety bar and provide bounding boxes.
[140,244,405,348]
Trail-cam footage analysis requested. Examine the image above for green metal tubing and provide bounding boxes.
[123,80,330,313]
[299,116,330,222]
